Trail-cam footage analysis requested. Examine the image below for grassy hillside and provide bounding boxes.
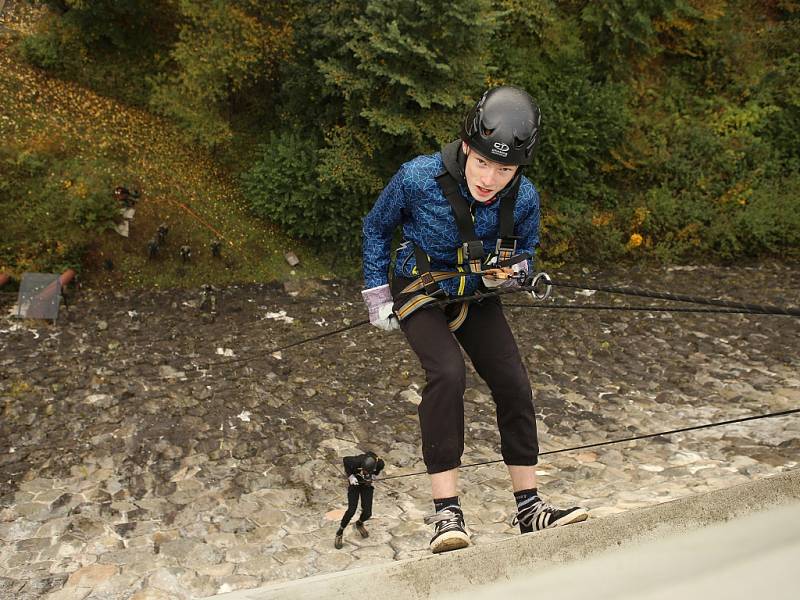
[0,25,332,290]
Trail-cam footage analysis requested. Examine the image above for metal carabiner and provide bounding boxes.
[512,269,529,285]
[529,272,552,301]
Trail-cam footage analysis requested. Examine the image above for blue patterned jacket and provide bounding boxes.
[362,150,541,297]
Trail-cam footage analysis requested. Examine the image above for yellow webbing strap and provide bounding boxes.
[456,247,466,295]
[395,293,441,319]
[395,293,470,332]
[446,302,469,331]
[399,271,465,294]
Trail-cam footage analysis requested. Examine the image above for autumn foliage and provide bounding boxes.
[5,0,800,281]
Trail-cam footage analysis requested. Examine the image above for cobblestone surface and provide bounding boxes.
[1,264,799,599]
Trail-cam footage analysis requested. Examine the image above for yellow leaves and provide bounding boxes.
[73,180,89,199]
[687,0,729,21]
[627,233,644,249]
[676,223,702,245]
[484,75,505,88]
[609,148,637,170]
[631,206,649,228]
[591,211,613,227]
[711,103,779,138]
[718,179,753,206]
[627,208,650,251]
[547,239,572,259]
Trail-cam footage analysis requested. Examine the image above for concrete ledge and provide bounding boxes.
[211,469,800,600]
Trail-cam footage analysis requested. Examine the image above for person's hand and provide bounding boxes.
[348,474,358,486]
[482,267,515,289]
[361,284,399,331]
[482,261,528,289]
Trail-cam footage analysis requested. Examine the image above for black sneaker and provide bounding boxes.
[355,521,369,538]
[513,497,588,534]
[424,506,470,553]
[334,531,343,549]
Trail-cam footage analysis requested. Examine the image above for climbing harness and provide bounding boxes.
[395,140,531,330]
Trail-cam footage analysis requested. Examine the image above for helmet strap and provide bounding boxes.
[455,143,467,183]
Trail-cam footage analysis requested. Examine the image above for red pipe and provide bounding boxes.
[59,268,76,288]
[0,273,9,288]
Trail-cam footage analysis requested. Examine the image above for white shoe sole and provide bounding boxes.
[430,530,470,554]
[550,507,589,528]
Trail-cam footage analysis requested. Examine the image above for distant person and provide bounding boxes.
[114,186,139,208]
[361,86,588,554]
[335,451,385,549]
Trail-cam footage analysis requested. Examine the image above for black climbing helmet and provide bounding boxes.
[461,86,541,166]
[363,454,377,474]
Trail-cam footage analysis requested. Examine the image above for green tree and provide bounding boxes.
[20,0,176,103]
[580,0,698,76]
[149,0,297,148]
[34,0,157,50]
[0,144,124,275]
[247,0,497,248]
[489,1,629,204]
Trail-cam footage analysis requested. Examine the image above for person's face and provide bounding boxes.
[462,142,518,203]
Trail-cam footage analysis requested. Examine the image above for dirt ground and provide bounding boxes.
[2,263,799,501]
[1,263,799,598]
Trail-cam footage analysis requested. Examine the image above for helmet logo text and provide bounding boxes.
[491,142,509,157]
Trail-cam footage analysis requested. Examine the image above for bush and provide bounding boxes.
[537,198,626,266]
[63,168,120,231]
[729,173,800,257]
[520,60,629,205]
[18,20,72,70]
[17,2,176,106]
[243,133,337,245]
[243,130,386,252]
[0,146,125,274]
[755,54,800,171]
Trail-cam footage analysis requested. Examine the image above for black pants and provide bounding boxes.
[394,284,539,474]
[339,484,374,529]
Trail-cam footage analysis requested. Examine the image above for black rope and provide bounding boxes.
[193,285,542,371]
[504,303,763,315]
[200,318,370,368]
[195,274,799,372]
[547,278,800,317]
[375,407,800,482]
[417,281,800,317]
[20,273,792,379]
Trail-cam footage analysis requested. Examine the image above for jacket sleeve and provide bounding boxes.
[514,181,541,271]
[362,166,410,289]
[342,456,359,476]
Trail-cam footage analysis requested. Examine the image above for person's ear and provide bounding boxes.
[461,142,469,156]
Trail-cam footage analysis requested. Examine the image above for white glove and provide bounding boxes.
[348,474,358,486]
[361,284,399,331]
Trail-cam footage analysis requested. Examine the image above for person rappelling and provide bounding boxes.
[361,85,588,554]
[335,451,385,549]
